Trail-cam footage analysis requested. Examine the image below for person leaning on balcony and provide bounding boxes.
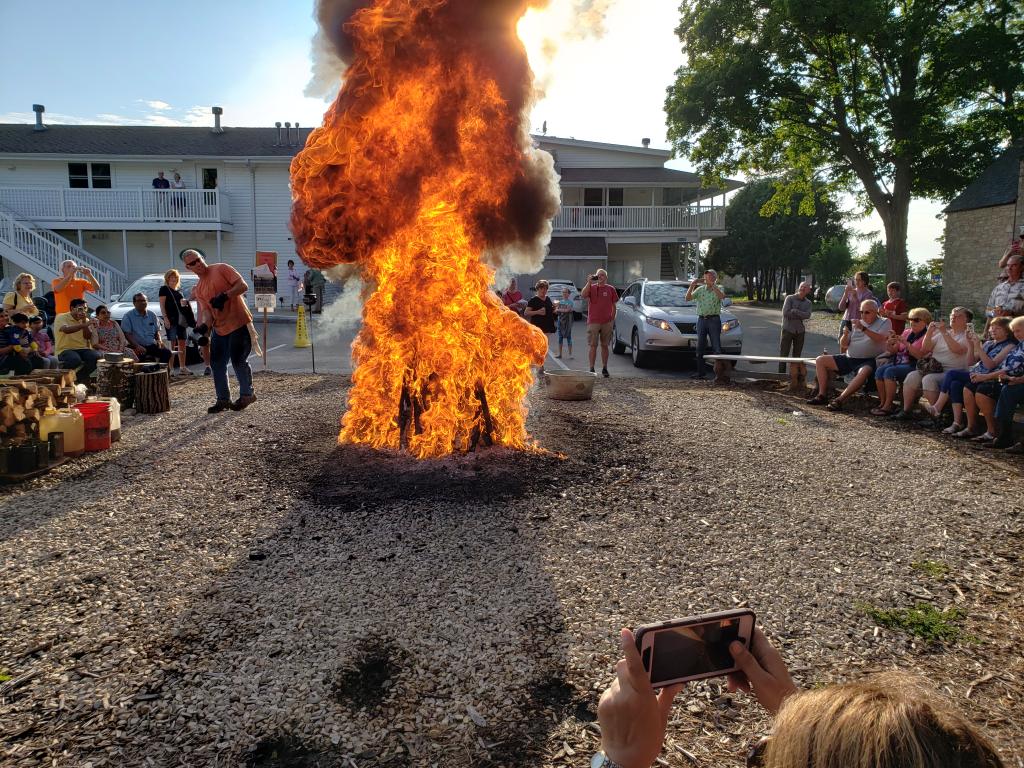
[52,260,100,315]
[55,298,101,383]
[181,248,257,413]
[777,281,812,373]
[3,273,42,319]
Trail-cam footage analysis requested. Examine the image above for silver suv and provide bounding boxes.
[612,280,742,367]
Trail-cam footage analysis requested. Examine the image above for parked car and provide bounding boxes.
[526,278,584,319]
[108,273,200,324]
[612,279,742,368]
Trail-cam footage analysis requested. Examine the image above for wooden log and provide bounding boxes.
[135,370,170,414]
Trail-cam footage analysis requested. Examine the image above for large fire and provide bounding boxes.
[291,0,560,459]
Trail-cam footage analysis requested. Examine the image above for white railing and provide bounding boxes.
[0,209,128,300]
[552,205,725,232]
[0,187,231,225]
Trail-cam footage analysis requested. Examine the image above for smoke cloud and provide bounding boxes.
[291,0,562,275]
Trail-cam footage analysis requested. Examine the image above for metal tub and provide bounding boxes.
[544,369,598,401]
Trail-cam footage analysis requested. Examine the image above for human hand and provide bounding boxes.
[726,627,798,715]
[970,372,983,383]
[597,628,683,768]
[210,293,229,311]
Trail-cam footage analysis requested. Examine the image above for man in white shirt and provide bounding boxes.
[987,255,1024,321]
[808,300,891,408]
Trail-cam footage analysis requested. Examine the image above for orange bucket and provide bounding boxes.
[73,402,111,452]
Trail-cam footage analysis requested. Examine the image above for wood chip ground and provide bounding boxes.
[1,372,1021,767]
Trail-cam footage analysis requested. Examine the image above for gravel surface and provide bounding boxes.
[1,372,1021,767]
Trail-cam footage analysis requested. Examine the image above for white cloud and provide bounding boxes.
[141,99,172,111]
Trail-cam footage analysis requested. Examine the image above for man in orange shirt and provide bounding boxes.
[52,260,101,314]
[181,248,256,413]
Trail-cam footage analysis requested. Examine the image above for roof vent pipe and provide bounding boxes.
[275,121,282,146]
[641,137,651,148]
[211,106,224,134]
[293,123,300,146]
[32,104,47,132]
[285,122,292,145]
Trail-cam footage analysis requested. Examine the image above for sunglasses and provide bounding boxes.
[746,736,771,767]
[910,317,926,322]
[185,259,200,268]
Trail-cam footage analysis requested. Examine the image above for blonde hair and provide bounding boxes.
[1010,316,1024,333]
[766,673,1003,768]
[164,269,180,285]
[907,307,932,323]
[14,273,35,292]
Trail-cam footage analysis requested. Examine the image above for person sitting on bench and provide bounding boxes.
[120,293,172,365]
[808,300,890,410]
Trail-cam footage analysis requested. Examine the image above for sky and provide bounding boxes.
[0,0,943,264]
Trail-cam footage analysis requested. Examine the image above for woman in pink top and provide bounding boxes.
[502,278,526,315]
[837,271,878,338]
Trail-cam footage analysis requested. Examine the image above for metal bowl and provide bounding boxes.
[544,369,598,400]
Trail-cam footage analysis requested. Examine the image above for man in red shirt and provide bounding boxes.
[180,248,256,413]
[581,268,618,377]
[879,281,909,335]
[52,260,101,314]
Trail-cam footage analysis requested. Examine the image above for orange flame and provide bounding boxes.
[291,0,560,459]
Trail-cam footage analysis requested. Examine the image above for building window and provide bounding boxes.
[91,163,112,188]
[663,188,684,206]
[608,188,624,207]
[584,188,604,207]
[68,163,89,189]
[67,162,112,189]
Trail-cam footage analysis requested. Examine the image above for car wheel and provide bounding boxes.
[612,325,626,354]
[631,329,650,368]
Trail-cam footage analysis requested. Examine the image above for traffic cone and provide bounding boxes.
[294,306,312,348]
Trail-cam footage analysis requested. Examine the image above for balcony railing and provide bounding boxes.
[552,205,725,232]
[0,187,232,226]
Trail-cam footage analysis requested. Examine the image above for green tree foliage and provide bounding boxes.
[665,0,1024,288]
[854,240,888,276]
[811,238,855,291]
[706,178,846,300]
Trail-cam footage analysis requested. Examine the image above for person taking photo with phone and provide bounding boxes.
[593,623,1005,768]
[581,269,618,378]
[686,269,726,379]
[52,259,101,315]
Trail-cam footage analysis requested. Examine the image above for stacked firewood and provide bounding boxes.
[0,371,79,443]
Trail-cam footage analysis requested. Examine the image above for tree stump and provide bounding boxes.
[787,363,808,393]
[97,360,136,408]
[135,370,170,414]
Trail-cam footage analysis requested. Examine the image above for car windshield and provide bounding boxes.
[121,275,199,302]
[643,283,693,308]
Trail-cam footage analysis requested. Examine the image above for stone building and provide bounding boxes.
[942,140,1024,317]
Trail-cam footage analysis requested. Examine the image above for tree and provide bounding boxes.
[855,240,888,276]
[811,237,855,290]
[665,0,1024,288]
[706,178,846,300]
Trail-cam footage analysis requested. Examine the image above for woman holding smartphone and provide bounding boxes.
[836,271,876,340]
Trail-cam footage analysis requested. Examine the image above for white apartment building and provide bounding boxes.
[0,106,739,303]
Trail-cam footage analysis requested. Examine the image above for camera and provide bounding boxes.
[193,323,210,347]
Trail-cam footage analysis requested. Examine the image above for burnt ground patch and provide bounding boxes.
[305,443,568,507]
[248,736,343,768]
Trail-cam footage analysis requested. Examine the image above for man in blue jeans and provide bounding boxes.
[686,269,725,379]
[181,248,256,413]
[993,382,1024,452]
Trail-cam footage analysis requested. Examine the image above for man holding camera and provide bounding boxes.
[55,298,102,383]
[581,269,618,377]
[52,260,101,315]
[686,269,726,379]
[180,248,256,413]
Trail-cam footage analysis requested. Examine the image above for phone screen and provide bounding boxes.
[646,618,742,683]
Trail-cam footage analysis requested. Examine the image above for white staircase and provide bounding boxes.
[0,206,128,303]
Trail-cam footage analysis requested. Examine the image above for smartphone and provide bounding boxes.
[634,608,756,688]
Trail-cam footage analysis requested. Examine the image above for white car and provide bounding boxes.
[108,273,200,324]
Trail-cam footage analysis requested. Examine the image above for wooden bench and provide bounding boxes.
[703,354,819,391]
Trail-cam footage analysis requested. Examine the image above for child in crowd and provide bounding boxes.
[555,286,574,359]
[29,315,59,369]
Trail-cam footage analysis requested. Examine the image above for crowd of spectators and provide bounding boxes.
[802,252,1024,453]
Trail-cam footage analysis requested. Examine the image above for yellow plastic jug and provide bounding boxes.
[39,407,85,457]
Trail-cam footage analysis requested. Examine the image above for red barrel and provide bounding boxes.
[73,402,111,452]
